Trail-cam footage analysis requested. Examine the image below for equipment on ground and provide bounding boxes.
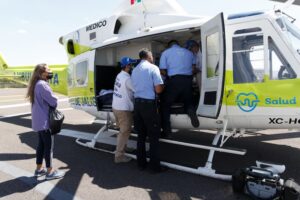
[232,161,300,200]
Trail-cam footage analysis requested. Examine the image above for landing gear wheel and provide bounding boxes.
[232,168,246,193]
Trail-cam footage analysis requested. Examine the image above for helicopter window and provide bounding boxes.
[90,32,96,40]
[75,60,88,86]
[206,32,220,78]
[67,40,75,55]
[68,63,74,87]
[277,17,300,56]
[268,37,296,80]
[234,27,262,35]
[233,34,264,83]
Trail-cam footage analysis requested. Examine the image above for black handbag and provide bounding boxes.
[49,107,64,135]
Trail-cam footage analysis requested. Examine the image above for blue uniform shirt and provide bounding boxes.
[131,60,163,100]
[159,44,195,76]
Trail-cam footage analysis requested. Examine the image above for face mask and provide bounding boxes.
[47,72,53,80]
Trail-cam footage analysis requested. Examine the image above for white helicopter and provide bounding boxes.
[59,0,300,180]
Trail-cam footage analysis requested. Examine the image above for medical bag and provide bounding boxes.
[232,161,300,200]
[233,166,283,199]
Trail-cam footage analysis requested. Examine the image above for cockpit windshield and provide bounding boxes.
[276,15,300,56]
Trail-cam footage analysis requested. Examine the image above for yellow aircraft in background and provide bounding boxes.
[0,53,68,95]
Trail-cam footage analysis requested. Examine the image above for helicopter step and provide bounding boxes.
[73,129,246,155]
[107,128,246,156]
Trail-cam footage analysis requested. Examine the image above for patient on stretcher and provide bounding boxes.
[97,89,113,110]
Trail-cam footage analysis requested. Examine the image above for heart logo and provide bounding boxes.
[236,92,260,112]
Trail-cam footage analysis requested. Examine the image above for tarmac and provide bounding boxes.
[0,88,300,200]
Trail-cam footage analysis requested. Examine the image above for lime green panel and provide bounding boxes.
[225,70,300,108]
[0,54,8,70]
[2,65,68,95]
[68,71,94,97]
[50,66,68,95]
[67,71,97,107]
[65,43,92,60]
[207,67,215,78]
[74,43,91,55]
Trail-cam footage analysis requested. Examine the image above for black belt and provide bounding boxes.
[169,74,192,79]
[135,98,155,103]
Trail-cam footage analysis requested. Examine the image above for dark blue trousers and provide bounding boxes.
[36,130,54,168]
[161,75,194,134]
[134,98,161,171]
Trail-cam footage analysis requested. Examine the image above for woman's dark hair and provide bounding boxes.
[26,63,47,104]
[139,48,151,59]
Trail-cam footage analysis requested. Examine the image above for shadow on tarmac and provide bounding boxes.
[0,153,35,161]
[0,176,46,199]
[2,114,300,199]
[18,130,241,200]
[0,152,46,198]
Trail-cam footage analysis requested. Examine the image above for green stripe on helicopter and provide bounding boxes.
[65,42,92,59]
[66,70,300,110]
[225,70,300,109]
[67,71,95,97]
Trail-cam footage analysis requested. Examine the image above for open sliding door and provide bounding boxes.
[197,13,226,118]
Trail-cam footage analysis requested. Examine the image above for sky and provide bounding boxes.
[0,0,300,66]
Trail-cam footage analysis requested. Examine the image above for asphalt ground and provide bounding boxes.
[0,88,300,200]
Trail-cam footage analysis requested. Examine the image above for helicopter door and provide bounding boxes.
[68,50,95,98]
[197,13,226,118]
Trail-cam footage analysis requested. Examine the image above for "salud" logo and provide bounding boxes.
[236,92,260,112]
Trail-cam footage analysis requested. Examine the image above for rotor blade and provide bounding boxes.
[270,0,300,6]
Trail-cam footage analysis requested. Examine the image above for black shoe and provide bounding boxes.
[187,109,200,128]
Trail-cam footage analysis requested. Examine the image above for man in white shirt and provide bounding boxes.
[112,57,136,163]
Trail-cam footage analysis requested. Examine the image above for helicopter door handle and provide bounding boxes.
[226,89,234,98]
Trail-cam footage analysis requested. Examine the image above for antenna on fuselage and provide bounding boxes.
[113,0,188,32]
[273,0,297,22]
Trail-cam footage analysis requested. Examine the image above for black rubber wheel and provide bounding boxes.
[232,169,246,193]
